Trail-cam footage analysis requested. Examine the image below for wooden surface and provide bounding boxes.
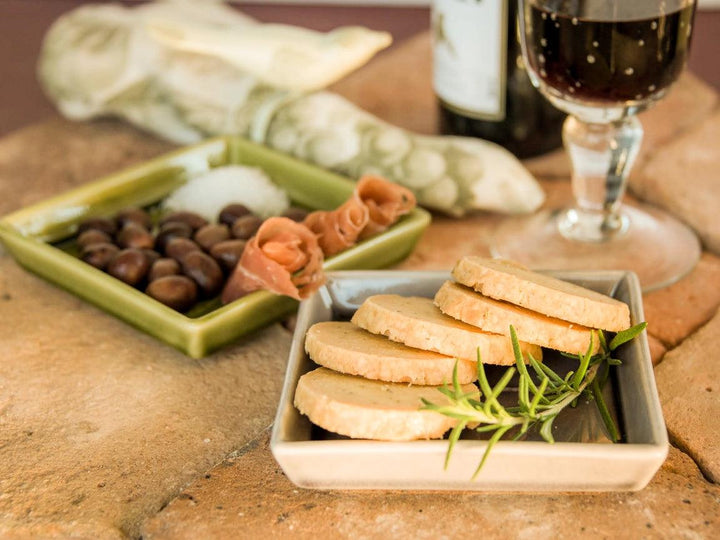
[0,5,719,540]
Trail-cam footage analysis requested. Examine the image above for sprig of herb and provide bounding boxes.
[421,322,647,479]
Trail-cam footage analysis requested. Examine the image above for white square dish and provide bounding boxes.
[270,270,667,491]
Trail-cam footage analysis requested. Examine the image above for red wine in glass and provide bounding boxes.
[527,4,695,105]
[491,1,701,291]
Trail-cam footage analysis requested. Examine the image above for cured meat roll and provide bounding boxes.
[303,197,369,257]
[304,175,417,257]
[221,217,326,303]
[355,175,416,239]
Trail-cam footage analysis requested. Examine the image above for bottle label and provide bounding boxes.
[432,0,507,121]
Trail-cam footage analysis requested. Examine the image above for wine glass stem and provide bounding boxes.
[560,115,643,242]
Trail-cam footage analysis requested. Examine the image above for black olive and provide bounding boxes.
[194,224,230,251]
[165,237,202,262]
[81,242,119,270]
[155,221,193,253]
[106,248,151,286]
[283,207,309,222]
[146,275,198,312]
[116,207,152,230]
[231,215,263,240]
[218,203,251,227]
[148,258,181,282]
[77,229,112,250]
[159,211,208,231]
[210,239,247,272]
[181,251,224,297]
[77,217,117,236]
[116,223,155,250]
[142,249,161,265]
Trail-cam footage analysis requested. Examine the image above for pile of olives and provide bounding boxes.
[75,204,308,312]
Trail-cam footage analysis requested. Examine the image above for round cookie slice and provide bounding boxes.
[452,256,630,332]
[434,281,600,356]
[350,294,542,365]
[305,321,476,385]
[294,367,477,441]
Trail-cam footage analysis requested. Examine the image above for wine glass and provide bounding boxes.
[492,0,701,291]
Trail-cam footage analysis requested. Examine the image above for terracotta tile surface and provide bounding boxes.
[524,148,572,181]
[655,307,720,483]
[638,74,719,158]
[394,180,575,272]
[0,118,175,215]
[330,32,437,137]
[632,109,720,254]
[643,252,720,349]
[647,334,668,366]
[0,21,719,540]
[142,431,719,540]
[0,257,292,538]
[394,212,497,270]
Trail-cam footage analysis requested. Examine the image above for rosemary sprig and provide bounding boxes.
[421,322,647,479]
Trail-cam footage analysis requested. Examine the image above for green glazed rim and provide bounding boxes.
[0,136,431,358]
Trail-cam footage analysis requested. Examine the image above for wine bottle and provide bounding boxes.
[432,0,564,158]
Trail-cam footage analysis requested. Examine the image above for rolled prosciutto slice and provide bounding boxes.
[303,197,369,257]
[221,217,326,303]
[356,175,416,239]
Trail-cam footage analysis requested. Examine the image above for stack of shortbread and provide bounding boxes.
[294,257,631,442]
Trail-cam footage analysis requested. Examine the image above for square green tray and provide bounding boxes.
[0,136,430,358]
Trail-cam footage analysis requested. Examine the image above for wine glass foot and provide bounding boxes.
[557,208,630,242]
[491,203,701,292]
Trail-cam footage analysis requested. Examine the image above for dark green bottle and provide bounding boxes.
[432,0,564,158]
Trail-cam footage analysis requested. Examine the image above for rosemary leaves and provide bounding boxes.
[421,322,647,479]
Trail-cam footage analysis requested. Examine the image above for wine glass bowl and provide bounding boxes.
[522,1,695,123]
[492,0,701,291]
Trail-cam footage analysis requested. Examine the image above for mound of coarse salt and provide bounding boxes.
[162,165,290,221]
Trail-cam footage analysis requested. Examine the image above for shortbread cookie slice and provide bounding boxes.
[351,294,542,365]
[305,321,476,385]
[435,281,600,356]
[452,257,630,332]
[294,367,477,441]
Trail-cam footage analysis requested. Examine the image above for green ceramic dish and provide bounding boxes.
[0,136,430,358]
